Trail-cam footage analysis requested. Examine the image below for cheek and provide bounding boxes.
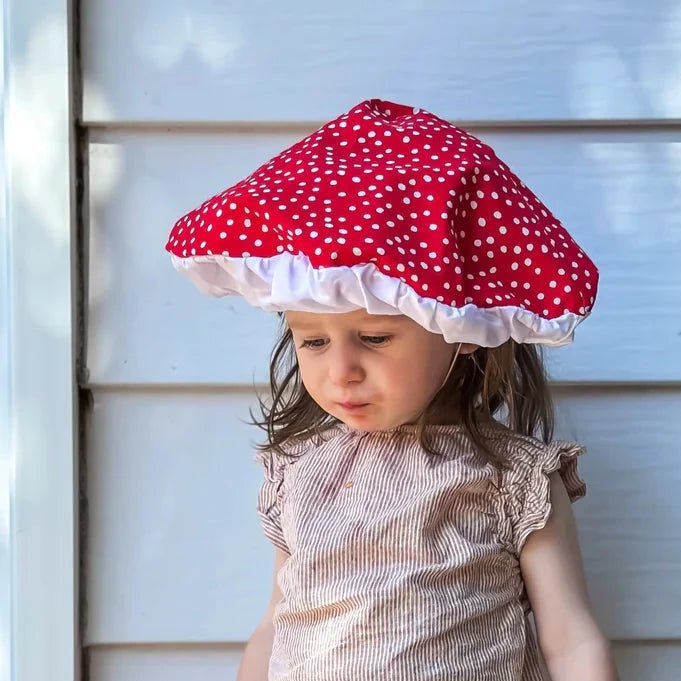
[431,337,456,368]
[414,343,453,390]
[295,354,322,393]
[381,356,442,397]
[414,362,448,396]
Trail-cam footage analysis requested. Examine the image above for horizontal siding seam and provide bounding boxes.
[81,119,681,134]
[85,381,681,392]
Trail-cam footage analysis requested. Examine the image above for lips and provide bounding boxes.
[337,402,369,410]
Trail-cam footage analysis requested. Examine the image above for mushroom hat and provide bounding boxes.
[165,99,598,347]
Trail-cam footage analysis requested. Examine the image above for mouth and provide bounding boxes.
[337,402,370,411]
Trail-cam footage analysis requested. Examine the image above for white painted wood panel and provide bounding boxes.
[86,130,282,387]
[86,388,681,644]
[85,390,273,645]
[612,642,681,680]
[554,388,681,639]
[87,642,681,681]
[86,129,681,386]
[89,645,242,681]
[81,0,681,123]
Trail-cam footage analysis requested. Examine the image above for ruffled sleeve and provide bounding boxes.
[496,438,587,555]
[255,447,290,554]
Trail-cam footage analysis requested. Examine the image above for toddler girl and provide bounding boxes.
[166,99,619,680]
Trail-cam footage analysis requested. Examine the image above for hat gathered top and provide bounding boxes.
[166,99,598,347]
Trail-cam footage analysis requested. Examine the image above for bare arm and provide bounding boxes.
[520,472,620,681]
[236,547,288,681]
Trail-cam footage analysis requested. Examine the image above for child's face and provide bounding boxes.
[286,309,477,431]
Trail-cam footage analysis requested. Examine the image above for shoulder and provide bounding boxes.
[487,426,586,477]
[485,425,588,508]
[504,430,587,517]
[490,428,588,554]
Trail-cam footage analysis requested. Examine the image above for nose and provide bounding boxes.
[327,342,365,386]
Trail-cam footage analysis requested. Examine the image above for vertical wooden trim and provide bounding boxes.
[0,11,11,681]
[2,0,79,679]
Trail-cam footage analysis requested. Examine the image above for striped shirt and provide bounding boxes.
[256,421,586,680]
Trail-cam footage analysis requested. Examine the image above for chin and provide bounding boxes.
[338,414,403,432]
[332,410,374,429]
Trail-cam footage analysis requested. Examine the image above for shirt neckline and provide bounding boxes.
[332,419,503,438]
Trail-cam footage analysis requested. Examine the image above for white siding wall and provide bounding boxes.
[81,2,681,679]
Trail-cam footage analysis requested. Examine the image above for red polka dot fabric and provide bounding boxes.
[166,99,599,347]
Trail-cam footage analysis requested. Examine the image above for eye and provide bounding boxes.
[361,335,392,346]
[300,338,328,349]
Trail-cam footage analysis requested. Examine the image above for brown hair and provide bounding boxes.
[250,314,555,467]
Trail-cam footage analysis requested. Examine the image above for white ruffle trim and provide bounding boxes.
[170,252,589,347]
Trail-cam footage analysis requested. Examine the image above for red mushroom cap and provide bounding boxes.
[166,99,598,347]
